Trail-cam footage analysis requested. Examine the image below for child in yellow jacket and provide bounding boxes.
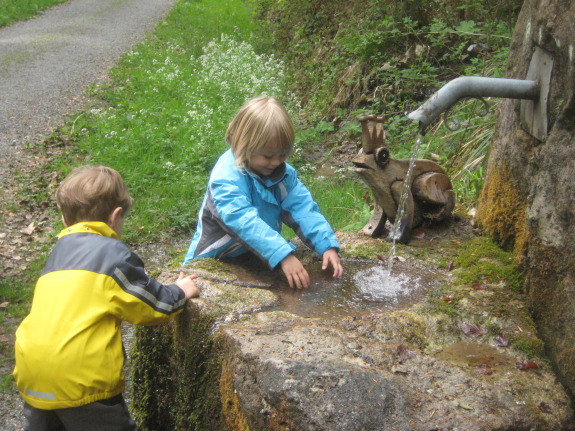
[14,165,200,431]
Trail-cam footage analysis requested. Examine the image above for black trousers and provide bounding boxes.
[23,395,138,431]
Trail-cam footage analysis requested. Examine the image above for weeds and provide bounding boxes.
[256,0,521,207]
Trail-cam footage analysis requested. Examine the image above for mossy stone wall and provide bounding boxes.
[477,0,575,400]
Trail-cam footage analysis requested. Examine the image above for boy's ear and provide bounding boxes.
[108,207,124,226]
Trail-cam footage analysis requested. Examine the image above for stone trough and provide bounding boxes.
[130,224,574,430]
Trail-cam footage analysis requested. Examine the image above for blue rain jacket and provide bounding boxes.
[184,149,339,268]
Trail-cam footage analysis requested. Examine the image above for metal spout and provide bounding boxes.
[407,76,539,134]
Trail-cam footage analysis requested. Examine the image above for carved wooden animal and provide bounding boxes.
[353,116,455,244]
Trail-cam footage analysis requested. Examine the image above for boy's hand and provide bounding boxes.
[322,248,343,279]
[280,254,310,289]
[176,272,200,299]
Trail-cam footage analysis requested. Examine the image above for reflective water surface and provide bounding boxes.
[268,259,442,319]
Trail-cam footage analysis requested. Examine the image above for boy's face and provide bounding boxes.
[248,147,287,177]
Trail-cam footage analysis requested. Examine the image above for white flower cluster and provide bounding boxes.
[195,34,287,101]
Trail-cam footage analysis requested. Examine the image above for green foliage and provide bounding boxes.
[303,174,372,232]
[0,247,48,394]
[255,0,521,206]
[0,279,34,321]
[0,0,69,27]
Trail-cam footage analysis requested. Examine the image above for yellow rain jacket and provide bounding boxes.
[14,222,187,410]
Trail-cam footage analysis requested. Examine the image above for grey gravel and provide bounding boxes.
[0,0,177,429]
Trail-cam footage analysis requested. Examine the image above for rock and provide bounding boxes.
[132,231,574,430]
[477,0,575,401]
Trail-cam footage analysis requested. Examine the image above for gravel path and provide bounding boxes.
[0,0,177,428]
[0,0,177,183]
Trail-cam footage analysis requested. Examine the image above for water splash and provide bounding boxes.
[387,134,424,273]
[353,265,419,303]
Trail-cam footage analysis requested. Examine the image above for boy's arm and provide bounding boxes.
[109,252,193,325]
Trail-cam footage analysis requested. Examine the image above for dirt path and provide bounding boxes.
[0,0,177,428]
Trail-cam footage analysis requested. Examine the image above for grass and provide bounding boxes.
[66,0,294,243]
[0,0,69,27]
[0,0,371,393]
[64,0,370,244]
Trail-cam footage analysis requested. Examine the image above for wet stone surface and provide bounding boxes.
[139,226,574,430]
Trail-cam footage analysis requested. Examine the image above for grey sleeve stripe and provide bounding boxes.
[113,268,186,313]
[25,389,56,399]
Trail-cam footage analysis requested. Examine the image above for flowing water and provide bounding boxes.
[269,259,442,319]
[387,134,424,273]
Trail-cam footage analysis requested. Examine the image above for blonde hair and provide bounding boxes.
[226,97,295,169]
[56,165,133,226]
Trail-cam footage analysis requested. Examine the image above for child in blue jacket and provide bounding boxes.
[184,96,343,289]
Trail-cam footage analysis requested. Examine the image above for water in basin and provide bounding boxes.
[270,259,440,319]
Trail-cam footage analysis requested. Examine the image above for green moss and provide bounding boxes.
[426,292,460,319]
[453,236,524,291]
[340,243,388,260]
[172,309,223,431]
[131,324,178,431]
[190,258,233,275]
[476,165,529,261]
[512,335,546,359]
[388,310,427,348]
[219,345,251,431]
[130,306,227,431]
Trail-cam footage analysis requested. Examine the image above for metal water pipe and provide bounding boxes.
[407,76,539,133]
[407,47,554,140]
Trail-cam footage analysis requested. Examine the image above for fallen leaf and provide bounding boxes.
[446,260,454,271]
[21,222,35,235]
[0,301,9,308]
[471,283,488,290]
[517,360,540,371]
[494,333,509,347]
[539,402,552,413]
[460,322,487,337]
[474,367,494,375]
[442,295,454,303]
